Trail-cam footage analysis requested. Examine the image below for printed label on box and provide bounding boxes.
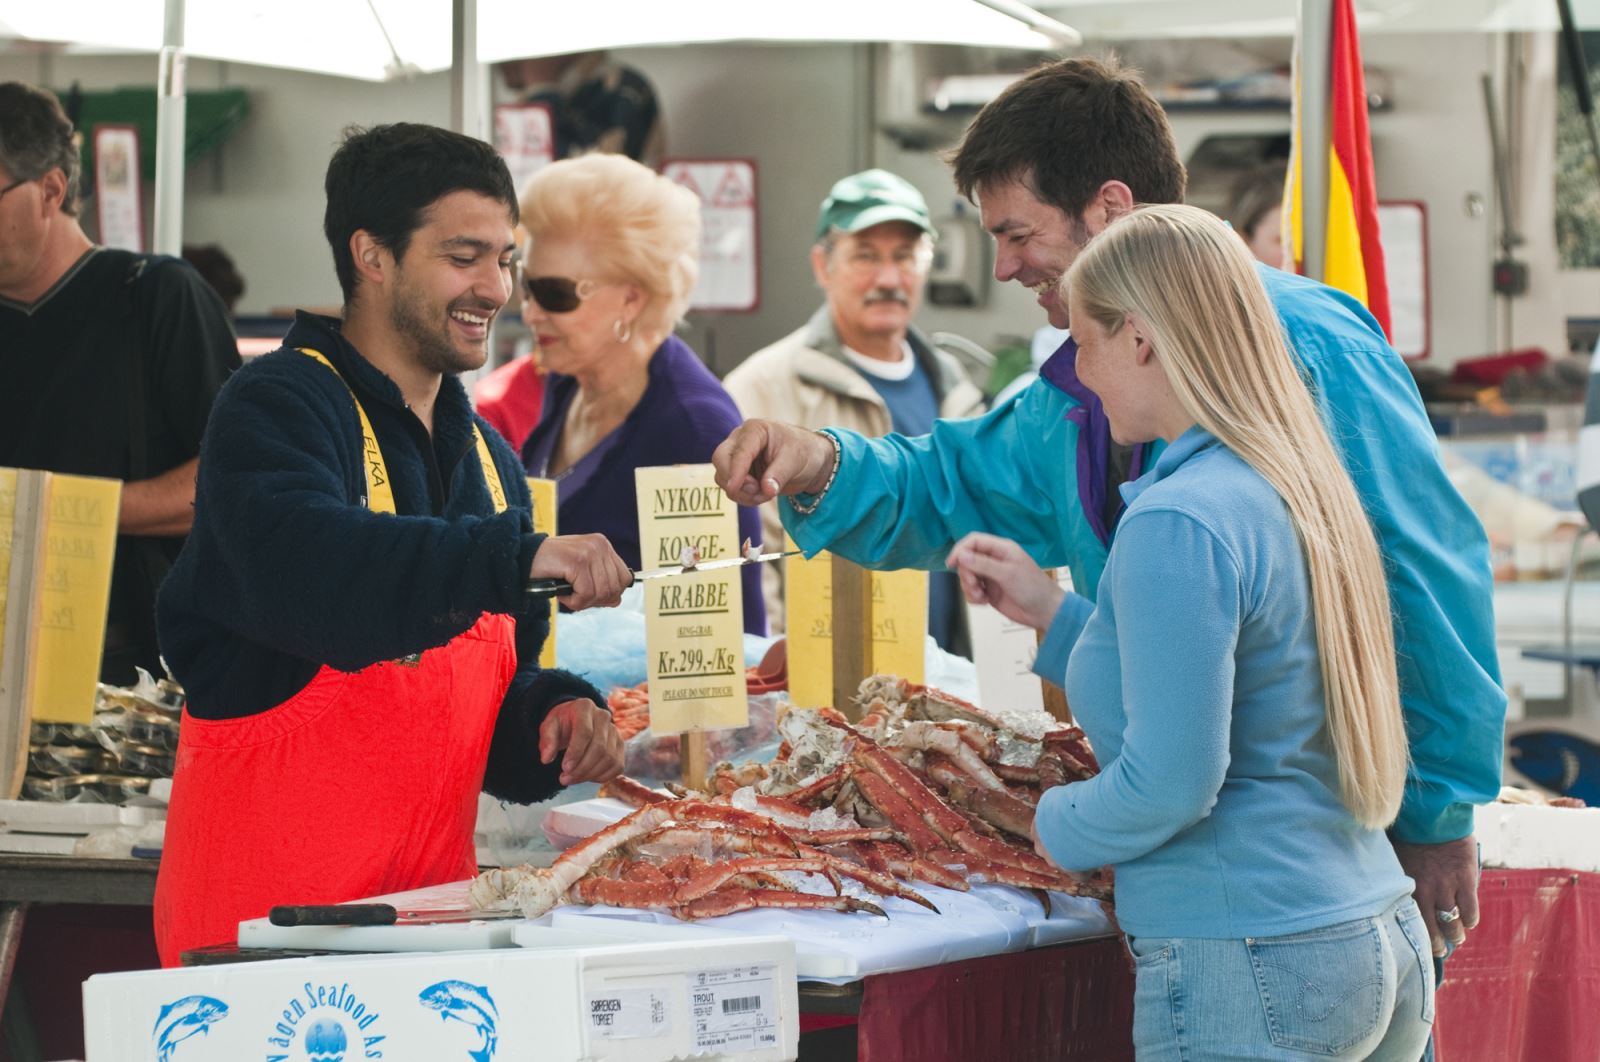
[691,963,779,1055]
[585,985,671,1040]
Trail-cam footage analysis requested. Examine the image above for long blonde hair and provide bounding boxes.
[1066,204,1406,828]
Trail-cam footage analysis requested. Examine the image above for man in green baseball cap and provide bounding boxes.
[724,169,984,652]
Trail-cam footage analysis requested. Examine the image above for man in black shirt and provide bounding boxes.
[0,82,240,683]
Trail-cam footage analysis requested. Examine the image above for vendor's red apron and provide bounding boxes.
[154,349,515,965]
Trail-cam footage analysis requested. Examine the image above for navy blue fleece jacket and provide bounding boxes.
[157,312,602,804]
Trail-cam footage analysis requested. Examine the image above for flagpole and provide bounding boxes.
[1298,0,1332,282]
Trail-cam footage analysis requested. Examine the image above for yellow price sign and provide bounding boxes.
[784,534,926,710]
[526,477,558,669]
[0,469,121,725]
[635,465,747,736]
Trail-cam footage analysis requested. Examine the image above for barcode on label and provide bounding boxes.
[721,995,762,1014]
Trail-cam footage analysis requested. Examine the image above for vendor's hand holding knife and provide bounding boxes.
[529,532,632,610]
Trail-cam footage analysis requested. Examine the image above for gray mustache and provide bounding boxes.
[864,289,910,306]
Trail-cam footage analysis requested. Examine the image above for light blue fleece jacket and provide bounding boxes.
[1032,427,1412,939]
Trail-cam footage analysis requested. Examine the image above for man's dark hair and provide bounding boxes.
[950,56,1186,219]
[323,123,518,302]
[0,82,81,216]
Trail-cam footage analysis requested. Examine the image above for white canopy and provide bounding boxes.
[1,0,1076,83]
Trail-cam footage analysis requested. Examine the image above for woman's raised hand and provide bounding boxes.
[946,532,1065,633]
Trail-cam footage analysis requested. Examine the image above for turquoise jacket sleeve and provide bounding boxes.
[1268,269,1505,844]
[780,383,1112,598]
[1034,509,1241,870]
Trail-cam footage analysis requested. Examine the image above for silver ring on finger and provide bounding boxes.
[1436,906,1461,925]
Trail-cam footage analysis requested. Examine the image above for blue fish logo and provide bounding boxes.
[1509,730,1600,805]
[152,995,229,1062]
[305,1016,348,1062]
[419,980,499,1062]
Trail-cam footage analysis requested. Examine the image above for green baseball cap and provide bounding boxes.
[814,169,937,242]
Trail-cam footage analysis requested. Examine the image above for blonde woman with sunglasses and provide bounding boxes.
[516,154,766,634]
[948,205,1433,1060]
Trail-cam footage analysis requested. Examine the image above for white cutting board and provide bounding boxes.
[237,879,523,953]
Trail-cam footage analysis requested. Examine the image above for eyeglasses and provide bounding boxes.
[839,245,934,278]
[520,274,599,313]
[0,178,29,203]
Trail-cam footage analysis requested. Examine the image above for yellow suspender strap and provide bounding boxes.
[474,429,510,513]
[296,348,507,515]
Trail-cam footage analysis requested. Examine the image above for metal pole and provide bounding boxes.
[153,0,187,255]
[969,0,1082,48]
[450,0,485,140]
[1297,0,1332,282]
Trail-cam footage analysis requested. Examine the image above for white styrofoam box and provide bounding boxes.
[542,796,642,848]
[0,832,80,855]
[0,799,166,833]
[1476,801,1600,873]
[86,931,798,1062]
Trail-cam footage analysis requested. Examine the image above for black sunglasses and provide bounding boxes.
[521,274,596,314]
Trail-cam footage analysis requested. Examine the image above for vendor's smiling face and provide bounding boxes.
[387,190,515,375]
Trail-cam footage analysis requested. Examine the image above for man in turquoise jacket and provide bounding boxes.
[714,56,1505,969]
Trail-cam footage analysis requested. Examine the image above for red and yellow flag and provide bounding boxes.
[1287,0,1391,338]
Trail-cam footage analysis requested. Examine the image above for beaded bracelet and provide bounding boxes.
[788,430,842,516]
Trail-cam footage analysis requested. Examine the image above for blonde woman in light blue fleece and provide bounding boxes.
[947,204,1433,1061]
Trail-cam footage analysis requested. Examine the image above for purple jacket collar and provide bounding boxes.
[1039,335,1149,546]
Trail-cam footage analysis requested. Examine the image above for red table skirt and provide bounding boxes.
[798,869,1600,1062]
[1435,868,1600,1062]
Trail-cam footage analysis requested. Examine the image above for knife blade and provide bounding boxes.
[526,549,800,600]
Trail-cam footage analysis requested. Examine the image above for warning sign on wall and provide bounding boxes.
[663,159,759,313]
[495,104,555,199]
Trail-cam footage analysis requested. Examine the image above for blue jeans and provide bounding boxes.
[1126,897,1435,1060]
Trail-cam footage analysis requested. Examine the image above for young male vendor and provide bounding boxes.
[153,123,632,964]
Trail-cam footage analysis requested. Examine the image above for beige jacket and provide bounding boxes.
[723,304,987,631]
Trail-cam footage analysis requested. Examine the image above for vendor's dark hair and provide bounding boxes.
[323,122,518,302]
[949,56,1185,219]
[0,82,81,216]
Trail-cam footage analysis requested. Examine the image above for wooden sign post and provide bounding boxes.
[634,465,747,792]
[786,539,927,715]
[829,555,874,722]
[0,468,121,797]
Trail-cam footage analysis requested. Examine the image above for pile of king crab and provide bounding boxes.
[470,677,1112,922]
